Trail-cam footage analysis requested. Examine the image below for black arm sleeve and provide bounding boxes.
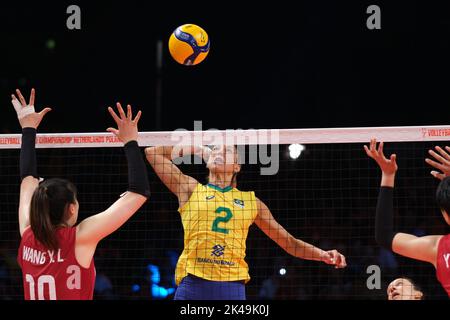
[20,127,38,180]
[124,140,150,198]
[375,186,398,250]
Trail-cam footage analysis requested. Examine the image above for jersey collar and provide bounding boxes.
[207,183,233,193]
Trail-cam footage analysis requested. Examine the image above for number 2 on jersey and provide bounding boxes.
[212,207,233,234]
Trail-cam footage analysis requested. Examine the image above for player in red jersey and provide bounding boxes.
[425,145,450,296]
[12,89,150,300]
[386,277,424,300]
[365,139,450,297]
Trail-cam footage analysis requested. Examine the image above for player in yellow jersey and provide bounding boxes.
[145,145,346,300]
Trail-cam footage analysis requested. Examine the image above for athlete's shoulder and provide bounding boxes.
[232,187,257,197]
[190,183,207,193]
[21,226,32,237]
[439,234,450,247]
[56,226,75,234]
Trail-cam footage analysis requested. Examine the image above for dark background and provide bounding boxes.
[0,0,449,302]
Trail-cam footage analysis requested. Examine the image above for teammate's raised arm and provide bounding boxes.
[11,88,52,236]
[75,103,150,266]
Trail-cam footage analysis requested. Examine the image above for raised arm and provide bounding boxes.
[254,198,347,268]
[76,103,150,253]
[11,88,52,236]
[365,138,441,266]
[145,145,209,206]
[426,145,450,181]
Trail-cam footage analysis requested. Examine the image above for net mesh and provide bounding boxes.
[0,128,449,300]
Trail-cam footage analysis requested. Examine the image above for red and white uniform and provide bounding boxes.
[436,234,450,297]
[18,227,95,300]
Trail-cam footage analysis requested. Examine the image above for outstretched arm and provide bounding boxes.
[11,88,52,236]
[145,145,209,206]
[365,138,441,266]
[254,198,346,268]
[426,145,450,181]
[76,103,149,247]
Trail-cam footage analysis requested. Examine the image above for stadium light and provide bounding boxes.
[288,144,305,159]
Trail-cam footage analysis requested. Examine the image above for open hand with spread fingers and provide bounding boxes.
[11,88,52,129]
[425,146,450,181]
[107,103,142,144]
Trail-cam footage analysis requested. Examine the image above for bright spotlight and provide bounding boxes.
[279,268,287,276]
[288,144,305,159]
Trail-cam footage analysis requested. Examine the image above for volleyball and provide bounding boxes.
[168,24,210,66]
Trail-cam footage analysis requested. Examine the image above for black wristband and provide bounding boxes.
[20,127,38,180]
[124,140,150,198]
[375,186,397,250]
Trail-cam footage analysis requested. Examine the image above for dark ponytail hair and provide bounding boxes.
[30,178,77,251]
[436,176,450,216]
[402,277,425,300]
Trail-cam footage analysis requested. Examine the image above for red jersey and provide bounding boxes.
[17,227,96,300]
[436,234,450,297]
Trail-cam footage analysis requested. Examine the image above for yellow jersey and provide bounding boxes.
[175,183,258,285]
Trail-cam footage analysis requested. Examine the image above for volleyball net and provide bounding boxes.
[0,125,449,299]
